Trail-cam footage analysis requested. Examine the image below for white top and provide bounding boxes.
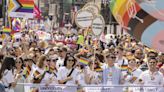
[77,72,86,86]
[116,57,128,67]
[125,68,143,84]
[57,67,79,85]
[1,70,15,92]
[56,57,65,70]
[42,71,58,84]
[139,70,164,92]
[32,67,45,83]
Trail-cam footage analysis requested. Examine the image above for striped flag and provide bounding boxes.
[79,57,90,65]
[120,65,128,71]
[33,70,40,78]
[23,66,31,79]
[3,27,11,33]
[95,67,103,72]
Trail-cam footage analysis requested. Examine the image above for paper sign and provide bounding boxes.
[75,10,94,28]
[92,15,105,36]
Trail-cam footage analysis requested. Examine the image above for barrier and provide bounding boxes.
[14,83,164,92]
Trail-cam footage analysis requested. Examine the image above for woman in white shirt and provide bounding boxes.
[0,57,18,92]
[57,54,78,92]
[57,54,78,85]
[32,55,47,84]
[43,56,58,85]
[14,57,24,92]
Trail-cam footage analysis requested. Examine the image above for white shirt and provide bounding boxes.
[1,70,15,92]
[56,57,65,70]
[139,70,164,92]
[57,67,78,85]
[42,71,58,84]
[116,57,128,67]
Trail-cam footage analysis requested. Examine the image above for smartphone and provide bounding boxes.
[0,42,2,45]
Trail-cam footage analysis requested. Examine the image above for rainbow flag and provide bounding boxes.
[23,65,31,78]
[79,57,90,65]
[16,0,34,13]
[120,65,128,71]
[95,67,103,72]
[33,70,40,78]
[3,27,11,33]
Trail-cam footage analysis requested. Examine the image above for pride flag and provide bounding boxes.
[95,67,103,72]
[23,65,31,79]
[33,70,40,78]
[120,65,128,71]
[3,27,11,33]
[79,57,90,65]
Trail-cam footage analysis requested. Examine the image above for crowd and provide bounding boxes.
[0,26,164,92]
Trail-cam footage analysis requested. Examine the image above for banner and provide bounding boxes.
[8,0,34,18]
[25,85,77,92]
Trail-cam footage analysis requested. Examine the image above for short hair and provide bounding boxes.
[147,51,158,58]
[147,57,158,63]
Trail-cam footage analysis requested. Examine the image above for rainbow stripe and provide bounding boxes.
[16,0,34,13]
[109,0,157,41]
[79,57,90,65]
[23,66,31,78]
[110,0,141,27]
[95,68,103,72]
[33,70,40,78]
[3,27,11,33]
[120,65,128,71]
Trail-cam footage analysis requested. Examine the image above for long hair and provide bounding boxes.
[0,57,15,79]
[37,55,47,69]
[63,53,76,67]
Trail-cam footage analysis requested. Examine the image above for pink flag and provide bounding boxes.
[33,4,41,19]
[100,32,106,43]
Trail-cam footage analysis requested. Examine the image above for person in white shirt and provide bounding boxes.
[43,56,58,85]
[124,57,143,92]
[32,55,47,84]
[115,47,128,70]
[0,57,17,92]
[159,65,164,92]
[57,54,78,85]
[57,54,78,92]
[56,47,67,70]
[139,57,164,92]
[102,53,124,92]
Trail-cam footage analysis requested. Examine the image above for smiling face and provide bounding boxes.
[147,58,158,69]
[66,57,75,68]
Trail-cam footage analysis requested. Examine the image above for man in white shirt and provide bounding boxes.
[139,57,164,92]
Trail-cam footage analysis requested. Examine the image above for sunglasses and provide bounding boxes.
[51,59,58,62]
[137,62,141,64]
[106,55,116,59]
[16,61,22,64]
